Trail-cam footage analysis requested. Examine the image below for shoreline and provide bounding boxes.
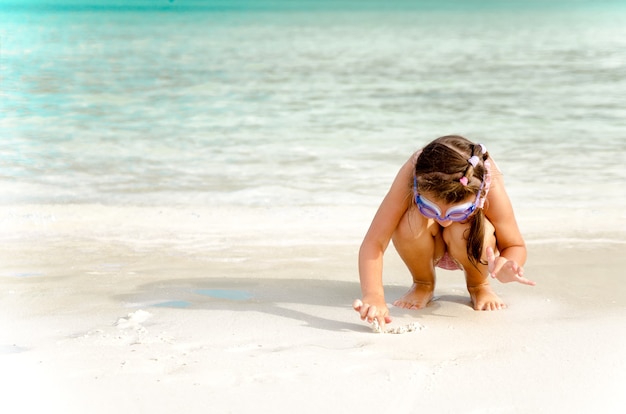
[3,203,625,241]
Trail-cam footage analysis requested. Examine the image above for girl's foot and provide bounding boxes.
[467,284,507,311]
[393,282,434,310]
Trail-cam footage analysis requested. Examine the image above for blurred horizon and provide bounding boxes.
[2,0,626,12]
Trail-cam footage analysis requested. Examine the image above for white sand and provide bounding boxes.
[1,205,625,413]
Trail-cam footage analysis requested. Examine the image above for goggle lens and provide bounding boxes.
[416,196,476,222]
[412,175,483,222]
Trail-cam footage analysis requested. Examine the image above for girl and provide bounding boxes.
[353,135,535,330]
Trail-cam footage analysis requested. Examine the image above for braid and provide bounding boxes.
[464,143,489,268]
[461,144,487,184]
[467,210,487,268]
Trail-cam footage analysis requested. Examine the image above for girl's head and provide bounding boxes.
[414,135,490,267]
[414,135,489,206]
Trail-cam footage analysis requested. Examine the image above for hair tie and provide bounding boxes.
[479,143,487,154]
[467,155,480,167]
[459,176,469,186]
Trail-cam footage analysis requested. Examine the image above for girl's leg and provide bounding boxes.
[442,218,505,310]
[391,207,445,309]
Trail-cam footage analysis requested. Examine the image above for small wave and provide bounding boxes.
[527,237,626,245]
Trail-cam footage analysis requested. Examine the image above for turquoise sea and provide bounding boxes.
[1,1,625,224]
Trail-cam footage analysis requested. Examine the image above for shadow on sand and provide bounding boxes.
[115,277,473,332]
[115,277,365,332]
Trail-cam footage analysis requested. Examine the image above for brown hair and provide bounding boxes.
[414,135,489,268]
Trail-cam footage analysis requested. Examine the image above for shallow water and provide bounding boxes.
[1,2,625,217]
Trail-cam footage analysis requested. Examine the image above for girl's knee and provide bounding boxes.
[393,209,428,243]
[392,209,444,271]
[392,209,438,253]
[443,219,496,261]
[442,222,469,251]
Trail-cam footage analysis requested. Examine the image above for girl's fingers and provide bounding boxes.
[366,305,378,322]
[377,316,387,331]
[518,276,536,286]
[354,300,392,330]
[356,303,370,320]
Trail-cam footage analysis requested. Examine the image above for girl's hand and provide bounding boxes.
[486,247,536,286]
[352,298,392,330]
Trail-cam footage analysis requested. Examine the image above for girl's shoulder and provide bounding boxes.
[483,156,512,215]
[487,155,503,175]
[411,149,423,165]
[486,155,505,189]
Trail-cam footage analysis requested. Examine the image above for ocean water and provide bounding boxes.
[1,1,625,223]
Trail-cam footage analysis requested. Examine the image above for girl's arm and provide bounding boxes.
[483,158,535,285]
[354,155,415,327]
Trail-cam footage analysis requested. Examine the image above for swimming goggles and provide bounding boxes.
[413,176,484,222]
